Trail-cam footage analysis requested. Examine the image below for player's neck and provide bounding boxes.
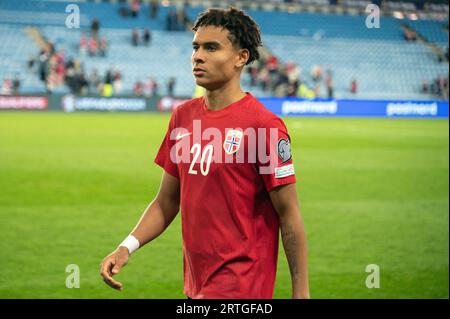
[204,81,246,111]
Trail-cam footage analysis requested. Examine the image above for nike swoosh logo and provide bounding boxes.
[175,132,192,140]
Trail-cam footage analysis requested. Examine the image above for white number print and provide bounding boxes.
[188,144,213,176]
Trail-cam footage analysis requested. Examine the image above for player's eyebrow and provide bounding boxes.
[192,41,222,47]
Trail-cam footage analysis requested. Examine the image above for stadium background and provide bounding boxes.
[0,0,448,298]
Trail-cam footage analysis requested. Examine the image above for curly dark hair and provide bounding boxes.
[192,7,262,65]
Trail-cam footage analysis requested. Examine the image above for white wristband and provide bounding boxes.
[119,235,140,254]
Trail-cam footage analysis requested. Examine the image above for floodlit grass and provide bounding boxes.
[0,112,448,298]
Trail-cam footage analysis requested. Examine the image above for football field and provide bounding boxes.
[0,112,448,298]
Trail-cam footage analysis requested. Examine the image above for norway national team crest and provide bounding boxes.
[223,129,243,155]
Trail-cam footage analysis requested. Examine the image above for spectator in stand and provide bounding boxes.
[266,54,279,88]
[89,69,101,94]
[258,68,270,92]
[144,77,158,97]
[130,0,140,18]
[55,49,66,84]
[150,0,159,19]
[105,68,114,86]
[91,18,100,40]
[297,82,316,99]
[403,28,417,42]
[47,54,60,91]
[167,77,176,96]
[143,28,152,46]
[443,75,449,100]
[314,83,321,98]
[64,58,75,91]
[79,32,88,57]
[297,82,316,100]
[47,41,55,56]
[13,76,21,95]
[350,78,358,94]
[325,68,334,99]
[132,28,139,46]
[78,72,89,95]
[102,82,113,97]
[99,37,108,57]
[38,49,50,84]
[119,4,129,18]
[177,7,190,31]
[134,80,143,96]
[247,60,259,87]
[166,10,177,31]
[287,83,297,97]
[274,67,289,97]
[286,62,300,86]
[421,79,429,93]
[113,70,123,94]
[89,37,98,56]
[311,64,322,83]
[27,55,35,71]
[192,84,204,98]
[1,78,12,95]
[433,75,447,98]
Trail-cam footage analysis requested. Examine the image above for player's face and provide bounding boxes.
[191,26,246,90]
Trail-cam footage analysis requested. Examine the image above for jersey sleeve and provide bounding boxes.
[257,116,296,192]
[154,111,179,179]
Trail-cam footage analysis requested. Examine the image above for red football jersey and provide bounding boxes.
[154,93,296,298]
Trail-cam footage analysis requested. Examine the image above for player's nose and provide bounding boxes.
[192,49,205,64]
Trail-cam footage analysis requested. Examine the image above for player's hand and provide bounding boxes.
[100,246,130,291]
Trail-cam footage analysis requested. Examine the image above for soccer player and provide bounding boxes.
[100,7,309,299]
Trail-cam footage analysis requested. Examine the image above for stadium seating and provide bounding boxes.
[0,24,45,93]
[405,19,448,51]
[264,35,448,99]
[0,0,447,99]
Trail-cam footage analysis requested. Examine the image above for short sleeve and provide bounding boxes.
[154,111,179,179]
[257,116,296,192]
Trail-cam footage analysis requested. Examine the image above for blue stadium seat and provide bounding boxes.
[0,0,447,99]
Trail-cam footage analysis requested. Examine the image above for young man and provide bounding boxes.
[100,7,309,299]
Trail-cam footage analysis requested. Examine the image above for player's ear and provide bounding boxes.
[236,48,250,68]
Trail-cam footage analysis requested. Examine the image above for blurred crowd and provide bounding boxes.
[131,28,152,46]
[118,0,159,20]
[165,7,191,31]
[26,40,123,96]
[247,53,346,99]
[421,75,449,100]
[7,1,446,101]
[133,77,176,97]
[1,75,20,95]
[117,0,190,31]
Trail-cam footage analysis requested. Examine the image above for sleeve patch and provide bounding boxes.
[277,139,292,163]
[275,164,295,178]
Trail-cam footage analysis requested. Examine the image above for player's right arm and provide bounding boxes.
[100,171,180,290]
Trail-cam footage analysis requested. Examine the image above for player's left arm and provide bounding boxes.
[269,183,310,299]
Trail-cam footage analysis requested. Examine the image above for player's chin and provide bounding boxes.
[194,76,208,84]
[196,79,223,91]
[194,78,213,89]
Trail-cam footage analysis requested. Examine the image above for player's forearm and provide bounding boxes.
[129,197,179,247]
[279,210,310,299]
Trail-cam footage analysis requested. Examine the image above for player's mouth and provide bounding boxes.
[193,68,206,76]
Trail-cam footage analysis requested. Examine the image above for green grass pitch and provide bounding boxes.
[0,111,448,298]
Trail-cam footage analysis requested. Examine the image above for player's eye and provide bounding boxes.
[206,46,217,52]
